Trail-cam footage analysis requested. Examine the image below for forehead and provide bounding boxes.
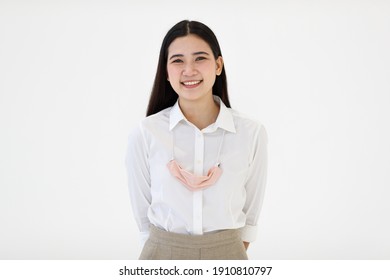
[168,34,212,55]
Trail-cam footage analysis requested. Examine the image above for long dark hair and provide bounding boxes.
[146,20,231,117]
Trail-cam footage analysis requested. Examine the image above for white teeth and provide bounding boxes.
[183,80,201,86]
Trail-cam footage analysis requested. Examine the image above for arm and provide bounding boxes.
[125,124,152,245]
[241,124,268,245]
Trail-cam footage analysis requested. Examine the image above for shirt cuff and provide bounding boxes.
[140,231,150,247]
[240,224,258,243]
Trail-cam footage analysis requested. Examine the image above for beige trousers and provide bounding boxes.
[139,225,248,260]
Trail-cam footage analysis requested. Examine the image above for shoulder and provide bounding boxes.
[228,108,268,149]
[128,107,171,141]
[229,108,267,134]
[140,107,171,128]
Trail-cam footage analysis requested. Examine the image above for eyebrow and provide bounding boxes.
[169,51,210,60]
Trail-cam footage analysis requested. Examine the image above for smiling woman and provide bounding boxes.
[125,20,268,260]
[166,34,224,129]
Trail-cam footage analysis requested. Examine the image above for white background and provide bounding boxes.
[0,0,389,260]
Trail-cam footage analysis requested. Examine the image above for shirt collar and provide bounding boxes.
[169,96,236,133]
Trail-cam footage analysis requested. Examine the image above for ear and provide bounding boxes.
[216,56,224,76]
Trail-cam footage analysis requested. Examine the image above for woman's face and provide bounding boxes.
[167,34,223,104]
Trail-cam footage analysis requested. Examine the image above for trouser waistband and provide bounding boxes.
[148,224,242,248]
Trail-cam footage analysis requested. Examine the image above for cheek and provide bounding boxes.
[167,67,180,81]
[202,68,217,83]
[200,63,217,77]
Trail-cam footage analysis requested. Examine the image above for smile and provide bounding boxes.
[182,80,202,86]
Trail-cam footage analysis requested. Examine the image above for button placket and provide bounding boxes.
[193,130,204,235]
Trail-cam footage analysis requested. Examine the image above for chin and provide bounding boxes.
[179,93,211,102]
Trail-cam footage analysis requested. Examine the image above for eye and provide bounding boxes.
[195,56,206,61]
[172,59,183,63]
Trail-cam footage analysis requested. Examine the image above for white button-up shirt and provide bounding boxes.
[125,96,268,245]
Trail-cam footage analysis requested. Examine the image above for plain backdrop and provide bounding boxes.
[1,0,389,260]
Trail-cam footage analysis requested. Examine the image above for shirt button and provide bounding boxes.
[196,159,202,164]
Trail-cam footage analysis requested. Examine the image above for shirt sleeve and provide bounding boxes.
[241,123,268,242]
[125,123,152,245]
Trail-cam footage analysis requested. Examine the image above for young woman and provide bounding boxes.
[125,20,268,260]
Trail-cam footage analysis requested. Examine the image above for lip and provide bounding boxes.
[181,80,203,88]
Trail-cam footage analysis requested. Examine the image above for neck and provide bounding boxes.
[179,95,220,130]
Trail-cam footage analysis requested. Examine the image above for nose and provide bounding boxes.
[182,62,197,76]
